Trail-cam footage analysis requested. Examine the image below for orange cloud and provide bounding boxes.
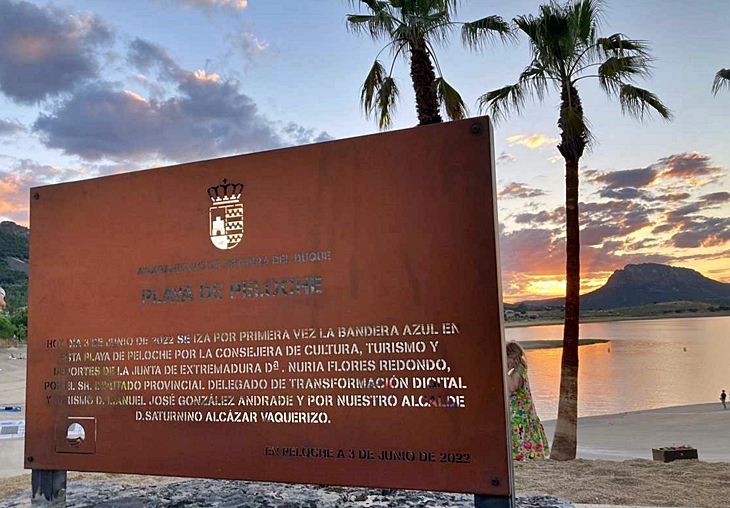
[655,152,725,186]
[506,134,558,149]
[191,70,221,82]
[3,35,55,62]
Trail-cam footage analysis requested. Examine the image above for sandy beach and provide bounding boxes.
[2,345,729,506]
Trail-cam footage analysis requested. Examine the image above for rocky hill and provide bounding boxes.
[520,263,730,309]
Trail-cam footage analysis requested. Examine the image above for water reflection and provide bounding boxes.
[507,316,730,420]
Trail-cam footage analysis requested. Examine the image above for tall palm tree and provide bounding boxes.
[347,0,510,129]
[712,68,729,95]
[479,0,671,460]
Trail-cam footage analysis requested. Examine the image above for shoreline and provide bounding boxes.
[504,311,730,328]
[542,402,730,463]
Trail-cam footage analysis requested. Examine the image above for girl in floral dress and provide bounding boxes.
[506,341,550,460]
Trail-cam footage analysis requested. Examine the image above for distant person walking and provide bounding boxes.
[0,287,5,310]
[721,390,727,410]
[506,341,550,460]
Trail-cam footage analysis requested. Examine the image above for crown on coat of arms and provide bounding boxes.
[207,179,244,203]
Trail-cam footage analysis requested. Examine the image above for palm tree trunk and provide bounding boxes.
[551,81,585,461]
[551,155,580,460]
[408,38,442,125]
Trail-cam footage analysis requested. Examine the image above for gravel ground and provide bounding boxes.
[1,458,726,507]
[0,475,570,508]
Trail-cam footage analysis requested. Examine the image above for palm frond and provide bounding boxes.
[434,77,468,120]
[375,76,400,130]
[597,55,651,93]
[513,13,540,41]
[349,0,390,13]
[478,83,527,123]
[519,62,552,101]
[516,8,571,80]
[597,33,650,58]
[360,60,386,118]
[619,83,673,121]
[571,0,602,44]
[346,12,396,40]
[712,68,730,95]
[461,15,513,49]
[392,8,453,46]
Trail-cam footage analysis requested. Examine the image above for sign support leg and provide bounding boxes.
[474,494,515,508]
[31,469,67,506]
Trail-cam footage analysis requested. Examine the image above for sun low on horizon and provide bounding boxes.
[0,0,727,302]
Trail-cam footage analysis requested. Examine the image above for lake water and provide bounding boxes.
[504,316,730,420]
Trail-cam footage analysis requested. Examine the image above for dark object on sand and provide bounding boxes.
[652,446,698,462]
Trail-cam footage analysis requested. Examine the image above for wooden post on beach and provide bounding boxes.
[31,469,66,506]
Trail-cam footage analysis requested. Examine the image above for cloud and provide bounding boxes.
[513,199,656,246]
[0,119,24,137]
[0,0,113,104]
[699,191,730,205]
[498,182,546,199]
[282,123,334,145]
[239,32,269,59]
[500,228,564,276]
[598,187,647,200]
[506,134,558,150]
[33,38,332,163]
[668,216,730,248]
[656,152,725,183]
[128,38,184,83]
[165,0,248,11]
[514,209,563,225]
[589,167,659,189]
[497,152,516,165]
[548,155,562,164]
[499,151,730,298]
[499,227,672,286]
[0,158,96,224]
[665,203,703,221]
[654,192,690,203]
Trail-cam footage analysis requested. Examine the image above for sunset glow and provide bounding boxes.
[0,0,726,302]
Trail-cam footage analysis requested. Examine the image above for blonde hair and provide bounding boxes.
[506,341,527,372]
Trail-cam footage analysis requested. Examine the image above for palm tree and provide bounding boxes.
[479,0,671,460]
[346,0,510,129]
[712,68,729,95]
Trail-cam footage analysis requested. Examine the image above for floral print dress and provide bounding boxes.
[510,366,550,460]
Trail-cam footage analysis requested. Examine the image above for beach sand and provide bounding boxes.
[542,403,730,463]
[2,346,729,506]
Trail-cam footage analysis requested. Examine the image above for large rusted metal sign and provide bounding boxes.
[26,117,511,495]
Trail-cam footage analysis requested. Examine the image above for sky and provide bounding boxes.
[0,0,728,302]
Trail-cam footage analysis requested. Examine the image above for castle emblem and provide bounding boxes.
[208,179,244,250]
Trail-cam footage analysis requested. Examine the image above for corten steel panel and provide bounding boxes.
[26,117,511,495]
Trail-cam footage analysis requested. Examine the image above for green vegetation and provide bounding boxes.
[0,222,28,340]
[505,301,730,326]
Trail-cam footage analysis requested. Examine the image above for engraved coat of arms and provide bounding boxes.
[208,179,244,250]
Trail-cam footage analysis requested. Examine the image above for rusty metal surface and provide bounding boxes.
[26,117,510,495]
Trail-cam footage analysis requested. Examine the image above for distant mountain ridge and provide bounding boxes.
[520,263,730,309]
